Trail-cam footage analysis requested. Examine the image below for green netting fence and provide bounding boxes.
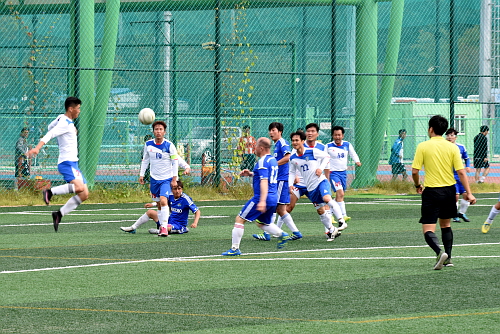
[0,0,497,192]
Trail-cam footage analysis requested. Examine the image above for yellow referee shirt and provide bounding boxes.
[412,136,464,188]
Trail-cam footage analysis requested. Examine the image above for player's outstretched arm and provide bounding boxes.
[191,210,201,228]
[457,169,476,204]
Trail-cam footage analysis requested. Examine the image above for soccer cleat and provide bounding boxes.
[277,232,289,249]
[252,232,271,241]
[337,219,348,231]
[52,210,62,232]
[443,258,454,267]
[158,226,169,237]
[42,189,53,206]
[222,248,241,256]
[482,221,492,234]
[452,217,460,223]
[288,231,303,240]
[343,216,351,222]
[457,212,470,222]
[120,226,136,234]
[149,228,160,234]
[325,227,339,241]
[433,251,448,270]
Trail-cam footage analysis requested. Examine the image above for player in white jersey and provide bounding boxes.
[27,97,89,232]
[139,120,179,237]
[288,131,344,241]
[325,126,361,230]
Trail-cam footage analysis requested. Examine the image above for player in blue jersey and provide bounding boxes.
[445,128,472,223]
[139,120,179,237]
[27,97,89,232]
[222,137,289,256]
[253,122,302,241]
[325,126,361,230]
[389,129,408,181]
[288,131,342,241]
[121,180,200,235]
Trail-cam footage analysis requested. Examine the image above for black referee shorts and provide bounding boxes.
[419,185,457,224]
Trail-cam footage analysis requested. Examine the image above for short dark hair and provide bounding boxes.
[174,179,184,189]
[243,125,250,130]
[332,126,344,134]
[152,120,167,131]
[65,96,81,110]
[480,125,489,133]
[445,128,458,136]
[398,129,406,135]
[290,130,306,141]
[268,122,284,133]
[305,123,319,132]
[428,115,448,136]
[20,127,29,133]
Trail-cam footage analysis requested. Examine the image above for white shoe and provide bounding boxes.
[120,226,135,232]
[149,228,160,234]
[338,219,348,231]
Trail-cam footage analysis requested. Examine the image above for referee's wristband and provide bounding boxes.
[415,184,422,188]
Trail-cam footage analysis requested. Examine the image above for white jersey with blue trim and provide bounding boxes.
[40,114,78,164]
[291,141,327,187]
[288,148,330,192]
[326,140,360,171]
[140,139,179,181]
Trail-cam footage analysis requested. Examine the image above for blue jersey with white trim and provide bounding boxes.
[252,154,278,202]
[273,138,291,181]
[454,142,470,175]
[168,193,198,227]
[140,139,178,181]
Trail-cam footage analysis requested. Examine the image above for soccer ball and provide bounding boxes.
[138,108,155,125]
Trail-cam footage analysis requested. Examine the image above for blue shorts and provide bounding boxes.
[58,161,87,184]
[277,180,290,205]
[168,222,189,234]
[454,175,465,194]
[329,171,347,192]
[291,184,308,199]
[306,179,332,207]
[238,198,277,224]
[150,178,173,199]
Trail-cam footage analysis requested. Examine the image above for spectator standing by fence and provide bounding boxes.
[15,127,30,189]
[389,129,407,181]
[474,125,490,184]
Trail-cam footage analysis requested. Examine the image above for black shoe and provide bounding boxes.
[42,189,53,205]
[457,212,470,222]
[52,211,62,232]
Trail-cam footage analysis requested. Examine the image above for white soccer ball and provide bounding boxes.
[138,108,155,125]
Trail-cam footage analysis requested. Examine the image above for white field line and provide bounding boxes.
[0,215,228,228]
[2,242,499,274]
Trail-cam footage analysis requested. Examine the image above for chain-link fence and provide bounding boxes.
[0,0,497,192]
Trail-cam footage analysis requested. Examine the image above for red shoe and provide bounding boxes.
[158,226,169,237]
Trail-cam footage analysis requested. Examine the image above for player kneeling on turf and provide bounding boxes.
[120,180,200,234]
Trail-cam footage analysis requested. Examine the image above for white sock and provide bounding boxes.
[261,223,284,237]
[326,200,343,220]
[459,199,470,214]
[59,195,82,216]
[480,176,486,182]
[281,213,299,232]
[323,211,332,232]
[231,223,245,249]
[132,213,150,229]
[276,215,284,228]
[159,206,169,228]
[337,201,346,216]
[487,206,500,223]
[51,184,75,196]
[319,213,333,230]
[271,213,277,224]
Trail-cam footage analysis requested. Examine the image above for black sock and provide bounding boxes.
[441,227,453,258]
[424,231,441,255]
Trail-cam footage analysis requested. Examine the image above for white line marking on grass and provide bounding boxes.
[2,242,499,274]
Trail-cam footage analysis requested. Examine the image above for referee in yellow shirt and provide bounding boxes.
[412,115,476,270]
